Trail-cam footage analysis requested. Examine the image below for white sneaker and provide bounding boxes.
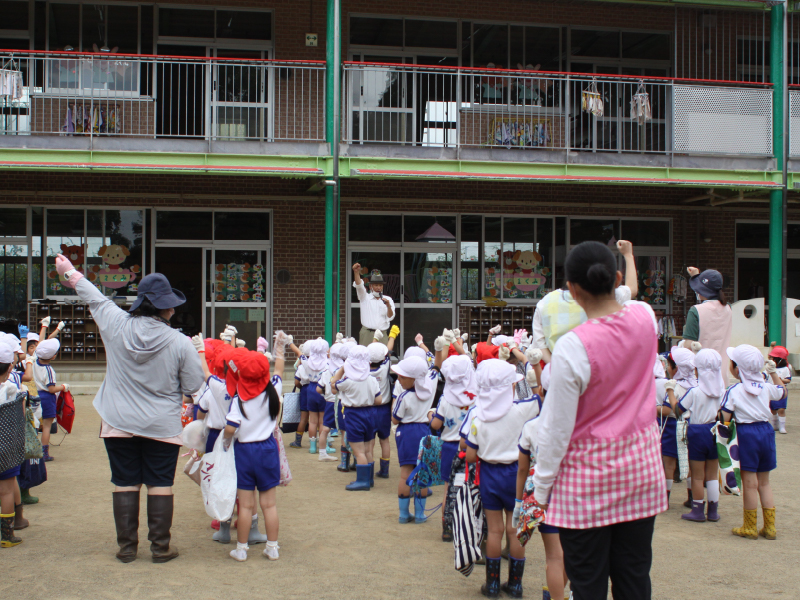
[779,426,787,434]
[230,547,248,562]
[263,544,280,561]
[319,452,337,462]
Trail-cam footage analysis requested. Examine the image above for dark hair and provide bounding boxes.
[0,318,19,336]
[772,356,788,369]
[0,362,11,375]
[666,354,677,370]
[237,380,281,421]
[717,289,728,306]
[131,296,161,317]
[730,360,737,369]
[565,241,617,296]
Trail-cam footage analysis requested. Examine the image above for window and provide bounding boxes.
[622,220,670,248]
[403,216,456,243]
[0,208,27,237]
[460,215,482,300]
[571,29,620,58]
[570,219,619,246]
[405,20,457,50]
[349,214,402,243]
[0,0,28,30]
[44,208,146,298]
[350,17,403,47]
[349,16,456,50]
[215,212,270,241]
[216,11,272,41]
[735,220,800,302]
[159,8,215,39]
[157,211,213,241]
[736,222,769,249]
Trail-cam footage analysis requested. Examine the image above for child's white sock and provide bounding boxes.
[707,480,720,503]
[665,479,673,491]
[778,416,787,432]
[263,539,280,560]
[230,542,249,562]
[251,514,258,522]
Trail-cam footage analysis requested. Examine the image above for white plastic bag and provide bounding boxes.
[200,432,238,521]
[182,420,208,453]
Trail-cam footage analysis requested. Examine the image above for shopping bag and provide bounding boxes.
[0,392,26,473]
[281,391,301,428]
[713,421,741,495]
[273,426,292,486]
[183,450,203,486]
[182,420,208,453]
[516,462,546,547]
[17,456,47,489]
[200,432,238,521]
[56,390,75,434]
[676,418,689,481]
[452,461,484,577]
[24,407,43,460]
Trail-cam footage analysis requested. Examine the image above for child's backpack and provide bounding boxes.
[406,435,445,496]
[56,390,75,434]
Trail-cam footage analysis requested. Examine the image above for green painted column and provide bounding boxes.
[324,0,340,342]
[768,3,786,344]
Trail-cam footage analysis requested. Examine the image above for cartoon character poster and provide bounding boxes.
[212,263,264,302]
[637,257,666,306]
[485,249,550,299]
[89,245,141,290]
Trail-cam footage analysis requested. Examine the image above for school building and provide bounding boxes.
[0,0,798,361]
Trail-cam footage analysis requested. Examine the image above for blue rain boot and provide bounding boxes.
[501,557,525,598]
[289,432,303,449]
[414,489,431,523]
[330,429,339,437]
[309,438,318,454]
[481,557,502,598]
[377,458,390,479]
[398,496,414,524]
[337,448,350,472]
[326,438,336,454]
[345,464,371,491]
[369,463,375,488]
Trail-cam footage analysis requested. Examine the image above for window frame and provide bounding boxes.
[734,219,800,302]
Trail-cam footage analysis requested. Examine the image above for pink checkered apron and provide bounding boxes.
[546,304,668,529]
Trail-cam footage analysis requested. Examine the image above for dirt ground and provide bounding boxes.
[2,394,798,600]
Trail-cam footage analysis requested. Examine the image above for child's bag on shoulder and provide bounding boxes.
[200,432,238,521]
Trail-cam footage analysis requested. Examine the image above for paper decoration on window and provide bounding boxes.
[212,263,264,302]
[90,245,140,289]
[486,249,550,300]
[248,308,266,322]
[638,257,666,306]
[487,117,551,148]
[423,267,452,304]
[229,308,247,321]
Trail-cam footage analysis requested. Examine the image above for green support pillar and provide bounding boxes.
[324,0,341,342]
[768,3,786,345]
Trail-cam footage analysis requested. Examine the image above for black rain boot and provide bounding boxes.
[113,491,140,563]
[683,489,693,509]
[147,495,179,563]
[481,557,502,598]
[501,557,526,598]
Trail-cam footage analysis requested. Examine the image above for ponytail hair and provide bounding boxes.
[717,289,728,306]
[266,380,281,420]
[565,241,617,296]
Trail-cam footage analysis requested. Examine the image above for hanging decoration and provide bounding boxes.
[630,80,652,125]
[581,78,604,117]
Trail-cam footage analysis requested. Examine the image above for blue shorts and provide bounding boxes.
[659,417,678,459]
[206,428,221,454]
[234,437,280,492]
[336,400,345,433]
[39,391,57,420]
[305,383,326,413]
[0,464,21,480]
[440,440,459,482]
[395,422,429,466]
[479,461,518,512]
[298,384,308,412]
[770,397,788,411]
[687,423,717,462]
[737,421,777,473]
[539,522,560,535]
[323,402,336,429]
[373,403,392,440]
[343,406,373,444]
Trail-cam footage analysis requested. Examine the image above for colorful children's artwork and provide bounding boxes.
[487,249,550,299]
[89,244,140,289]
[46,244,86,294]
[212,263,264,302]
[638,257,667,306]
[423,266,452,303]
[488,117,551,148]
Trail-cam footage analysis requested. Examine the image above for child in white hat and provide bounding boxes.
[32,338,68,462]
[367,328,398,479]
[722,344,786,540]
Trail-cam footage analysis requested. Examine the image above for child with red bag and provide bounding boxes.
[31,338,68,462]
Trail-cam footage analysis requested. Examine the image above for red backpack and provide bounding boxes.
[56,390,76,434]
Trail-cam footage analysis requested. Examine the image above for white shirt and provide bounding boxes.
[677,387,722,424]
[295,363,323,387]
[225,375,281,443]
[434,401,471,442]
[337,376,380,408]
[763,366,792,383]
[198,375,231,430]
[353,281,395,331]
[722,381,785,424]
[654,378,667,409]
[370,357,393,405]
[518,416,542,460]
[33,359,57,392]
[317,369,336,403]
[0,380,19,405]
[460,406,476,440]
[392,387,434,424]
[466,397,540,463]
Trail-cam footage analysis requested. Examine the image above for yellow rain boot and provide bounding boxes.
[759,507,776,540]
[1,513,22,547]
[732,508,758,540]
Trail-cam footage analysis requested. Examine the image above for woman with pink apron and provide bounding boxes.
[533,241,667,599]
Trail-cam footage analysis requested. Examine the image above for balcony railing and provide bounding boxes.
[343,62,774,158]
[0,50,326,143]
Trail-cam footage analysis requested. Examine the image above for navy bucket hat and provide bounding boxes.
[129,273,187,312]
[689,269,723,299]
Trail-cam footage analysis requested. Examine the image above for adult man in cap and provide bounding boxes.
[352,263,395,347]
[54,253,204,564]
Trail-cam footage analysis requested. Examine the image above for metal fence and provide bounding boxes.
[343,62,774,157]
[0,51,326,142]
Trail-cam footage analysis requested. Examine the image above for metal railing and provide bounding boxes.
[0,50,326,142]
[343,62,774,157]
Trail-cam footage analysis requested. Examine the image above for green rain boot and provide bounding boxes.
[20,489,39,505]
[309,438,318,454]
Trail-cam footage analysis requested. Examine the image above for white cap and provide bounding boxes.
[0,343,14,364]
[343,345,370,382]
[403,346,427,360]
[367,342,388,364]
[726,344,765,396]
[36,338,60,360]
[26,332,40,343]
[306,338,330,372]
[653,355,666,379]
[441,355,477,407]
[474,359,523,422]
[0,333,21,353]
[391,356,429,380]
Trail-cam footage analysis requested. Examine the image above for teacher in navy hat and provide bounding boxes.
[54,254,204,565]
[683,266,732,384]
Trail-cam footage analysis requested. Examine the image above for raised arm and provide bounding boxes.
[57,254,129,335]
[617,240,638,298]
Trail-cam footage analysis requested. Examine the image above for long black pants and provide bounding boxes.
[558,516,656,600]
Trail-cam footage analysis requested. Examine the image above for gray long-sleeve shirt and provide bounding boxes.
[75,278,205,439]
